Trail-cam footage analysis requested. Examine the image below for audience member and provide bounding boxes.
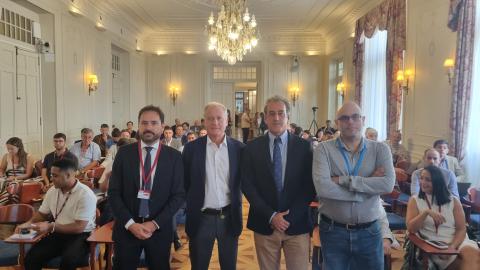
[93,123,114,157]
[22,158,97,269]
[241,109,252,144]
[384,130,410,165]
[126,121,137,138]
[172,118,181,134]
[199,128,208,137]
[162,126,182,151]
[191,120,202,134]
[0,137,35,205]
[320,120,337,134]
[410,148,459,197]
[433,139,466,182]
[183,102,244,269]
[41,133,78,191]
[293,126,303,136]
[108,105,185,269]
[365,127,378,141]
[313,101,395,269]
[406,165,479,270]
[69,128,101,174]
[242,95,315,270]
[186,132,196,143]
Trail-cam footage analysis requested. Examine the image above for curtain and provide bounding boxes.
[464,1,480,187]
[353,0,406,139]
[448,0,476,161]
[361,29,388,141]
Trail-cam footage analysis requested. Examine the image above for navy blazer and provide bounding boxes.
[108,142,185,238]
[241,132,316,235]
[182,136,245,238]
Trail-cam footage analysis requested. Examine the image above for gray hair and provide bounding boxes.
[263,95,291,116]
[204,102,228,118]
[81,128,93,135]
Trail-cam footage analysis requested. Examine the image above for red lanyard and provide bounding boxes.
[137,142,161,190]
[425,196,441,234]
[11,156,16,177]
[54,183,75,221]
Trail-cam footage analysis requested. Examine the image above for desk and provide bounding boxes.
[408,233,459,269]
[4,232,46,269]
[87,221,114,270]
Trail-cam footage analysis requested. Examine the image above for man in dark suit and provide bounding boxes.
[109,105,185,269]
[183,102,244,270]
[242,95,315,270]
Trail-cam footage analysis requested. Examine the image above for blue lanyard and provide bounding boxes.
[337,139,367,176]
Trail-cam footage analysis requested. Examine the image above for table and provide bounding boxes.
[87,221,114,270]
[4,232,47,269]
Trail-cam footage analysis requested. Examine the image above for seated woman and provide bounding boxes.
[406,165,480,270]
[0,137,34,205]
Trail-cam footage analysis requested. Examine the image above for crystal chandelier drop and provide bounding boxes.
[205,0,259,65]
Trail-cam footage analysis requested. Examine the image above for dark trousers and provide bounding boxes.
[113,225,172,270]
[189,212,238,270]
[24,232,90,270]
[242,128,249,144]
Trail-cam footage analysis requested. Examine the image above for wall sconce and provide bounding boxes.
[169,85,179,106]
[289,86,299,106]
[336,82,346,97]
[396,69,413,95]
[443,58,454,85]
[88,74,98,95]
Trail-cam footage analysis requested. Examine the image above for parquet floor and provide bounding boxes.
[0,200,407,269]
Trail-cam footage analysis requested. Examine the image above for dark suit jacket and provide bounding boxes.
[108,141,185,239]
[182,136,244,238]
[241,132,315,235]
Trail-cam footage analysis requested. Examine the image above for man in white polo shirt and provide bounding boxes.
[22,158,97,270]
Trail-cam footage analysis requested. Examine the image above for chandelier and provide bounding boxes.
[205,0,259,65]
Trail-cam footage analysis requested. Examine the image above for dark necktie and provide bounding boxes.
[273,137,283,194]
[139,146,153,218]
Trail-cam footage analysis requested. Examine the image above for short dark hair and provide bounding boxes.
[433,139,449,148]
[182,122,190,127]
[127,121,133,125]
[293,126,303,136]
[137,105,165,124]
[101,124,109,129]
[418,165,452,206]
[164,126,173,131]
[53,133,66,141]
[186,132,195,137]
[111,128,121,137]
[51,157,78,172]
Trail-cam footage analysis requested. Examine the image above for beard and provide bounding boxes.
[140,131,160,144]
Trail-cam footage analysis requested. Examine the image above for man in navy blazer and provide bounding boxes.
[183,102,244,270]
[242,95,315,270]
[109,105,185,269]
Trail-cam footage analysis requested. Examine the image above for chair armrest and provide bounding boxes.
[408,233,459,255]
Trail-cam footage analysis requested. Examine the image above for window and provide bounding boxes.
[213,66,256,80]
[361,29,388,141]
[464,2,480,187]
[0,8,35,45]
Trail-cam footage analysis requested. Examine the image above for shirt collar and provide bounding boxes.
[207,135,227,147]
[268,130,288,145]
[336,136,366,153]
[141,139,160,150]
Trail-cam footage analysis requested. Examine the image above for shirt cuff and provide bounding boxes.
[151,220,160,230]
[269,212,277,224]
[125,219,135,230]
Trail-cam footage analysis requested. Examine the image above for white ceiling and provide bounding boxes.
[88,0,383,55]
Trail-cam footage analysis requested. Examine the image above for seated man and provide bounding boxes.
[365,127,378,141]
[93,124,114,157]
[410,148,459,197]
[22,158,97,270]
[434,139,466,182]
[70,128,101,175]
[162,126,182,151]
[384,130,410,165]
[41,133,78,191]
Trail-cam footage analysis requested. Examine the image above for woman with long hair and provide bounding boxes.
[0,137,34,205]
[406,165,479,269]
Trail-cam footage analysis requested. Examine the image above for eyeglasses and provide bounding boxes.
[337,114,362,122]
[267,111,286,118]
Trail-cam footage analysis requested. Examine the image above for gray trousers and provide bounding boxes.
[189,212,239,270]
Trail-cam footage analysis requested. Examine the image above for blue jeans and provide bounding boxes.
[319,218,383,270]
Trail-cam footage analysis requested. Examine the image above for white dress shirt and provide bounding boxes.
[203,135,231,209]
[125,139,160,229]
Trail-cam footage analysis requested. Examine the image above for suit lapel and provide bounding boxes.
[227,137,236,190]
[283,132,294,191]
[199,137,207,187]
[151,144,167,193]
[263,134,275,178]
[132,143,141,190]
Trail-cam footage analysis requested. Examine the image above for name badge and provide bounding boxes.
[137,190,151,199]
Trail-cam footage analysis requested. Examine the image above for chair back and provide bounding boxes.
[19,181,43,204]
[0,204,34,225]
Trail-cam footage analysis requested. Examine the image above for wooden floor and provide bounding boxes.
[1,200,407,270]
